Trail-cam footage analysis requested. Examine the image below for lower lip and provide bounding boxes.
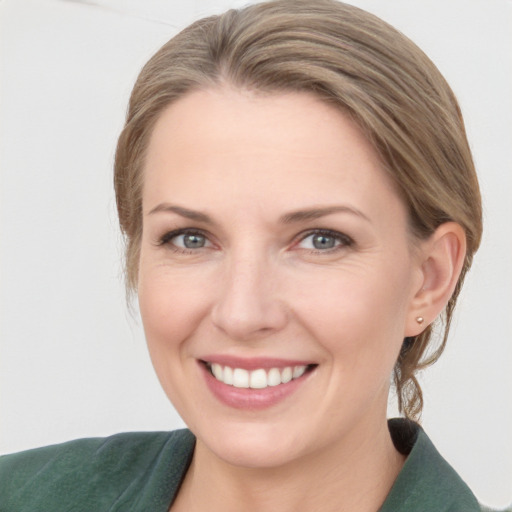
[200,363,312,410]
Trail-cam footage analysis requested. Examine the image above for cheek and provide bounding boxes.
[137,265,215,415]
[290,266,411,370]
[137,265,211,353]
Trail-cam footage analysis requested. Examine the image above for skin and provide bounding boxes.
[137,87,464,512]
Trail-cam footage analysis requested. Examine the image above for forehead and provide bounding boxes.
[142,87,405,224]
[147,87,374,164]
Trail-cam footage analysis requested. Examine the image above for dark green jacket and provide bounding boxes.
[0,419,495,511]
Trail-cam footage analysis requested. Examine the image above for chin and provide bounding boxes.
[193,418,313,469]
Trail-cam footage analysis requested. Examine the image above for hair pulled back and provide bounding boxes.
[114,0,482,420]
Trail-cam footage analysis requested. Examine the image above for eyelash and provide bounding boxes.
[156,228,354,255]
[295,229,354,253]
[157,228,210,254]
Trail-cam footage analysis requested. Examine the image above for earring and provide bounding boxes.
[416,316,424,325]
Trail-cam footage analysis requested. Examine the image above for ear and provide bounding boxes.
[405,222,467,337]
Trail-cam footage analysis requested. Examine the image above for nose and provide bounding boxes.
[210,251,289,342]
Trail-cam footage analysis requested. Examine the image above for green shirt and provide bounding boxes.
[0,419,490,511]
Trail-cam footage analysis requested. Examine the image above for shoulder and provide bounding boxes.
[0,429,195,512]
[382,419,497,512]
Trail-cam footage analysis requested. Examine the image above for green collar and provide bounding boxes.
[379,418,480,511]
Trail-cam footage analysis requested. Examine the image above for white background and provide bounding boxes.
[1,0,511,508]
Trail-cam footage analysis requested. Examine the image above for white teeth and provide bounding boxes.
[223,366,233,385]
[232,368,249,388]
[293,365,306,379]
[267,368,281,387]
[281,366,293,383]
[208,363,309,389]
[211,363,223,380]
[249,369,267,389]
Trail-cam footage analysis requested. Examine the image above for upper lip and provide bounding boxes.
[200,355,316,370]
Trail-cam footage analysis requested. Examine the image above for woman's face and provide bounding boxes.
[138,88,424,468]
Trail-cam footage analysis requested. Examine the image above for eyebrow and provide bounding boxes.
[148,204,214,224]
[279,205,370,224]
[147,203,370,224]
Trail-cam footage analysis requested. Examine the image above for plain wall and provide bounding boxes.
[1,0,511,508]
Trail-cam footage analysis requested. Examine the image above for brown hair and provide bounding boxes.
[114,0,482,420]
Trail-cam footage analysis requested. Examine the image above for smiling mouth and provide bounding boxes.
[203,361,317,389]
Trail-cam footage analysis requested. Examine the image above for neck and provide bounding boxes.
[171,416,405,512]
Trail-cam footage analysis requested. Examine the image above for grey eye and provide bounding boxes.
[297,230,352,252]
[181,233,206,249]
[311,234,337,249]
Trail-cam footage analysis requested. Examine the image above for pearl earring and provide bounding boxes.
[416,316,424,324]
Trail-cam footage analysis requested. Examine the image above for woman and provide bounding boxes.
[0,1,505,510]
